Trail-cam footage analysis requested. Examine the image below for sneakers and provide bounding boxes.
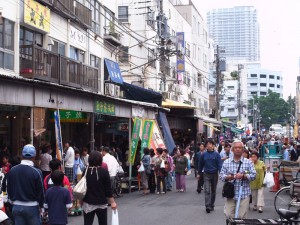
[258,206,263,213]
[156,192,160,195]
[206,208,211,213]
[161,192,166,194]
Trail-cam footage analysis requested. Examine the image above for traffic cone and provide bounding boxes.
[270,171,280,192]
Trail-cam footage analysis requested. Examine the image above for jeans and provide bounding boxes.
[165,171,173,190]
[156,176,166,193]
[83,208,107,225]
[12,205,41,225]
[197,171,204,192]
[203,172,218,209]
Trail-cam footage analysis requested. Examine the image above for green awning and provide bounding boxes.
[223,124,243,134]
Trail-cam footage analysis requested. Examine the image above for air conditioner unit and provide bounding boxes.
[115,85,120,97]
[105,83,115,96]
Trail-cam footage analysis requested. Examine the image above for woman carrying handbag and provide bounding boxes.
[82,151,117,225]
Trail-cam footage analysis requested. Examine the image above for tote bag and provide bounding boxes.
[112,209,119,225]
[73,167,88,200]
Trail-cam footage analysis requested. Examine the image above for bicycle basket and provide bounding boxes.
[290,181,300,197]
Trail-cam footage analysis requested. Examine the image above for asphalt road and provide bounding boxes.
[69,173,278,225]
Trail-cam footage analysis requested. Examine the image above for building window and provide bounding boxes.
[118,6,128,22]
[277,76,280,80]
[185,43,190,57]
[269,83,275,87]
[48,39,65,56]
[228,97,235,101]
[250,83,257,86]
[90,0,101,35]
[193,44,196,59]
[203,53,207,68]
[70,46,85,63]
[277,85,280,88]
[260,74,266,78]
[0,18,14,70]
[260,83,267,87]
[90,54,101,69]
[250,92,257,95]
[147,7,155,29]
[198,47,201,62]
[269,75,275,79]
[148,48,156,68]
[198,74,202,89]
[198,22,200,36]
[227,86,234,90]
[104,7,115,33]
[221,106,224,111]
[119,46,129,63]
[260,92,267,95]
[20,26,43,46]
[250,74,257,77]
[228,108,235,112]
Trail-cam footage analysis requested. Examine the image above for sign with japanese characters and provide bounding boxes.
[149,120,166,152]
[176,32,185,72]
[140,119,154,154]
[130,117,142,164]
[49,110,88,123]
[70,25,87,49]
[104,58,123,84]
[24,0,51,33]
[95,101,116,115]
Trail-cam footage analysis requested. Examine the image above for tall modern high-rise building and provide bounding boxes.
[207,6,260,61]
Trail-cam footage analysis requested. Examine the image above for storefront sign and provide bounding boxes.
[54,110,63,160]
[130,117,142,164]
[49,110,88,123]
[24,0,50,33]
[104,58,123,84]
[176,32,185,72]
[140,119,154,153]
[95,101,115,115]
[132,106,145,118]
[70,25,87,49]
[150,120,166,152]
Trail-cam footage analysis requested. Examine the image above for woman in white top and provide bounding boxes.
[40,144,52,178]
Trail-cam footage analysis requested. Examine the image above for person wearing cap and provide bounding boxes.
[7,144,44,225]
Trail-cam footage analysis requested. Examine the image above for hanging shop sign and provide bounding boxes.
[176,32,185,73]
[140,119,154,154]
[132,106,145,118]
[49,109,88,123]
[150,120,166,152]
[130,117,142,164]
[24,0,51,33]
[104,58,124,84]
[95,101,116,115]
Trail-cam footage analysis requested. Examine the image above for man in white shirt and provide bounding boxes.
[64,141,75,183]
[102,147,120,191]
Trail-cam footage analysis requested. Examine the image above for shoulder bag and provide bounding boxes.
[222,161,242,199]
[73,166,89,200]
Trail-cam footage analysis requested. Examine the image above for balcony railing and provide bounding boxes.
[20,45,98,92]
[103,25,122,46]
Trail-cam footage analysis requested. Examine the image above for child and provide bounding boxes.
[2,156,11,174]
[44,170,72,225]
[73,149,85,182]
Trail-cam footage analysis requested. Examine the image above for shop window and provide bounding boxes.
[48,39,65,56]
[20,26,43,46]
[0,18,14,70]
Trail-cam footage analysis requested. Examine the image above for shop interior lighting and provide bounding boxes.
[13,116,16,119]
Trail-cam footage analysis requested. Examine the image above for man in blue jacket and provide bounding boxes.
[197,139,222,213]
[7,144,44,225]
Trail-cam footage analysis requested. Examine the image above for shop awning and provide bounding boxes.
[162,99,197,109]
[223,124,244,134]
[203,121,221,132]
[159,112,176,153]
[120,82,162,106]
[199,116,222,126]
[104,58,123,84]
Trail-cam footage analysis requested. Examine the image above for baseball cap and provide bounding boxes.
[22,144,36,158]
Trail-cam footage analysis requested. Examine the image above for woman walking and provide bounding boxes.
[174,149,188,192]
[82,151,117,225]
[140,148,151,195]
[250,151,266,213]
[40,144,52,178]
[148,149,156,193]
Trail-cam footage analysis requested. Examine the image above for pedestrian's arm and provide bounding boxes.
[198,154,204,175]
[64,149,71,162]
[216,153,223,172]
[37,171,45,208]
[65,190,73,209]
[245,161,257,181]
[219,162,230,182]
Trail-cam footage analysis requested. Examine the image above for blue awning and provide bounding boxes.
[159,112,176,153]
[104,58,123,84]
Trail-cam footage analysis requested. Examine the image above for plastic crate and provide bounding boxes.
[226,218,287,225]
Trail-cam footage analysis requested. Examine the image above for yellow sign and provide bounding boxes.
[24,0,50,33]
[294,123,299,138]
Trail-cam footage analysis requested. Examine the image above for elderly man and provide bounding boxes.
[220,140,256,219]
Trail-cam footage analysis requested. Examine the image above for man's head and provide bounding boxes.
[75,149,80,160]
[224,143,231,152]
[205,139,215,151]
[221,141,225,146]
[49,158,62,171]
[51,170,64,186]
[156,148,163,156]
[231,140,244,158]
[22,144,36,159]
[102,147,110,156]
[162,149,168,156]
[64,141,70,149]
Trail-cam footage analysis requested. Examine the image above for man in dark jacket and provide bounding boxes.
[7,144,44,225]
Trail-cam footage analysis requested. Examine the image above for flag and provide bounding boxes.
[54,110,63,160]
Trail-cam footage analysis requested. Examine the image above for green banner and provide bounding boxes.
[140,119,154,154]
[49,109,88,123]
[130,117,142,164]
[95,101,115,115]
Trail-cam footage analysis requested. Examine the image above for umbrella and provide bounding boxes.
[235,178,244,218]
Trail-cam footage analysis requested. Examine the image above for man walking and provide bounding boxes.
[220,140,256,219]
[197,140,222,213]
[64,141,75,183]
[102,147,120,192]
[7,144,44,225]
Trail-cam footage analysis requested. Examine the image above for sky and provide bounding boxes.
[192,0,300,99]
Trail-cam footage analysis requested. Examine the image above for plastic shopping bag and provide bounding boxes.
[138,163,144,172]
[112,209,119,225]
[263,172,275,188]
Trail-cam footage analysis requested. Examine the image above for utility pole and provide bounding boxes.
[237,64,244,122]
[215,45,220,121]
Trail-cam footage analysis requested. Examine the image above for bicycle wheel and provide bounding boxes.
[274,187,300,214]
[114,175,122,197]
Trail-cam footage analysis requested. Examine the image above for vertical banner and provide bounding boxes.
[294,123,299,138]
[176,32,185,73]
[130,117,142,164]
[150,120,166,152]
[54,110,63,161]
[140,119,154,154]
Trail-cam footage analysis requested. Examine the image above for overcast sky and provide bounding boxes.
[193,0,300,99]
